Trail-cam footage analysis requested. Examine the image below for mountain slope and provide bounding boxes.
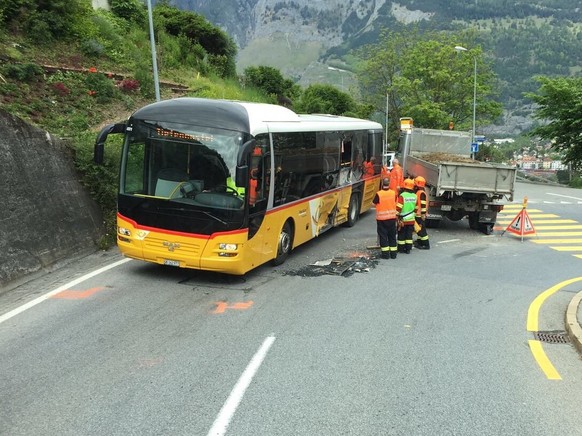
[166,0,582,134]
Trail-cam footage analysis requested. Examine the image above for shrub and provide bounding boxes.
[52,82,71,97]
[80,39,105,57]
[85,71,119,103]
[117,78,140,93]
[1,62,43,81]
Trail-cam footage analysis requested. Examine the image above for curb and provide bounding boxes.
[565,290,582,356]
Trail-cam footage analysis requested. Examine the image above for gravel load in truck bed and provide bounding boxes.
[415,152,478,164]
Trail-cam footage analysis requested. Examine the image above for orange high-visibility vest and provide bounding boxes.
[363,161,375,178]
[416,189,427,217]
[375,189,397,220]
[249,177,258,205]
[389,164,404,191]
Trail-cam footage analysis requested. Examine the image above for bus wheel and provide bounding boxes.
[345,194,360,227]
[273,221,293,266]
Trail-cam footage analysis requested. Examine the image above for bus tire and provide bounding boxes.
[345,194,360,227]
[273,220,293,266]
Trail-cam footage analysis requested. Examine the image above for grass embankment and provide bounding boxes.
[0,37,269,249]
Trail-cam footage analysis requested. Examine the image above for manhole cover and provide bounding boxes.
[534,331,570,344]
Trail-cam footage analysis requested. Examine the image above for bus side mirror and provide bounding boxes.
[94,123,126,164]
[235,165,248,188]
[237,139,256,167]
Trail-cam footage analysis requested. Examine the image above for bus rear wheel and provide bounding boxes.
[273,221,293,266]
[345,194,360,227]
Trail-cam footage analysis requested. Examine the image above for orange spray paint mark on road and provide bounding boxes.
[212,301,254,314]
[51,287,105,300]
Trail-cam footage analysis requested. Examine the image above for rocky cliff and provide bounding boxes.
[0,110,103,289]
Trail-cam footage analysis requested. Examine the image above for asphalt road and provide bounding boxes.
[1,181,582,436]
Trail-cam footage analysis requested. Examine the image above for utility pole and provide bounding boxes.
[455,46,477,159]
[147,0,161,102]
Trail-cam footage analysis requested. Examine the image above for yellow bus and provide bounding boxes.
[94,97,383,274]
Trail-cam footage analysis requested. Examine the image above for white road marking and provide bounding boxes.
[547,193,582,201]
[438,239,461,244]
[0,258,131,325]
[207,336,276,436]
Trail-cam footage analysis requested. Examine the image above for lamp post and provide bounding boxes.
[147,0,161,101]
[328,66,348,91]
[454,46,477,158]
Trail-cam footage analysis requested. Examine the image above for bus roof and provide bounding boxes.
[130,97,382,135]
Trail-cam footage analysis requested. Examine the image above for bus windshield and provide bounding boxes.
[121,119,247,211]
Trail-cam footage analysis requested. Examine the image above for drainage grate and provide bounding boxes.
[534,331,570,344]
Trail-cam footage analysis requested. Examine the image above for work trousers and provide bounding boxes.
[397,223,414,253]
[377,219,398,259]
[415,217,430,248]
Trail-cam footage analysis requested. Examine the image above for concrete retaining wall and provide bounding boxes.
[0,109,103,288]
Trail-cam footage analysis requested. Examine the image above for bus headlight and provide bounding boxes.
[118,227,131,237]
[219,243,238,251]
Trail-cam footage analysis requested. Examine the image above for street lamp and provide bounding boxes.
[454,46,477,158]
[328,66,348,91]
[147,0,161,101]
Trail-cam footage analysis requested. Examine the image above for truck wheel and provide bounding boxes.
[273,221,293,266]
[345,194,360,227]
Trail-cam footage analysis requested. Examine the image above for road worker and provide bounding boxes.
[373,177,398,259]
[389,158,404,193]
[413,176,430,249]
[396,178,417,254]
[362,156,376,179]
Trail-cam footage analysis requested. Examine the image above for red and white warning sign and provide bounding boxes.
[504,197,536,240]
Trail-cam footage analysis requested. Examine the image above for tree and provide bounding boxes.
[110,0,146,26]
[242,66,299,103]
[154,2,237,78]
[294,84,373,118]
[526,76,582,170]
[0,0,93,43]
[356,28,502,143]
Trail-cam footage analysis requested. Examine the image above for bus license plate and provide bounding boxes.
[164,259,180,267]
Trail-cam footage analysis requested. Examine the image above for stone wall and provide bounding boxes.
[0,109,103,288]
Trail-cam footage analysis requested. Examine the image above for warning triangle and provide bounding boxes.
[505,209,536,237]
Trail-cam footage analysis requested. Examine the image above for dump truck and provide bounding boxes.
[397,118,517,234]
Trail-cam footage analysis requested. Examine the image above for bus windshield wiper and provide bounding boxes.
[200,210,228,225]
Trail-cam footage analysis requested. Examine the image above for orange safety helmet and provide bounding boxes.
[414,176,426,188]
[403,178,415,190]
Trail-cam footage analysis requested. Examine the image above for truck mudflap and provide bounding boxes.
[468,209,498,235]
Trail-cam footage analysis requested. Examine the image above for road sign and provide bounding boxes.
[471,142,479,153]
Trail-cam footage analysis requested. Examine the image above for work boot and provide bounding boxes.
[381,252,390,259]
[417,241,430,250]
[390,252,397,259]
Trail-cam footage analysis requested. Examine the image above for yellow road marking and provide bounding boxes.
[526,232,582,237]
[530,225,582,230]
[502,207,543,212]
[531,239,582,244]
[497,219,577,225]
[528,340,562,380]
[575,255,582,259]
[549,246,582,252]
[527,277,582,380]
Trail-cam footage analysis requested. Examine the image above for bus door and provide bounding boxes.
[247,135,271,264]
